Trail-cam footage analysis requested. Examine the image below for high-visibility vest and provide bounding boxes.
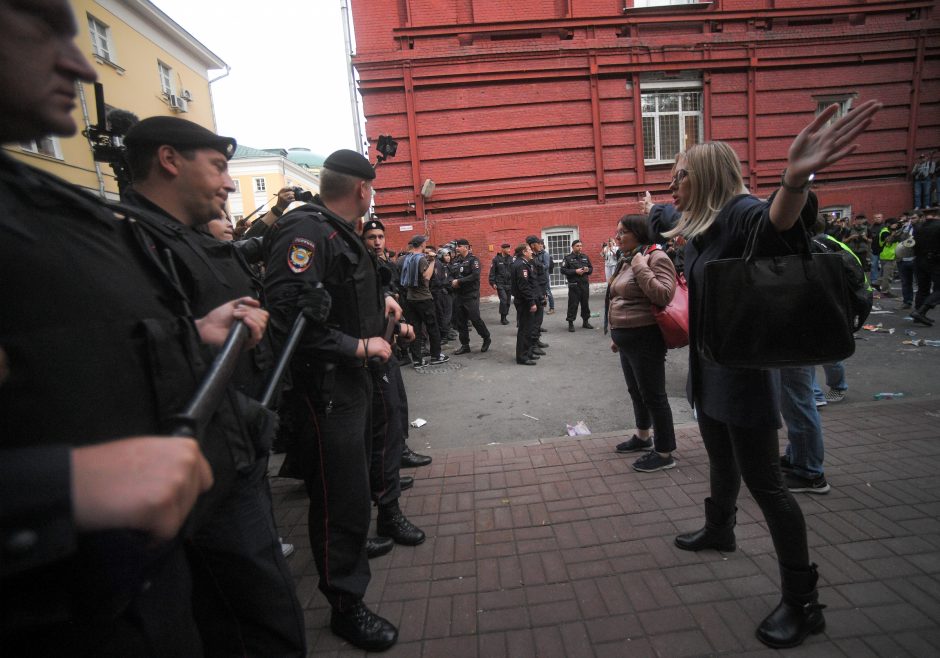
[879,227,897,261]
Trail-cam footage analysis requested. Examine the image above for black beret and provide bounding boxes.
[362,219,385,233]
[323,149,375,180]
[500,242,511,248]
[525,235,541,244]
[408,235,428,248]
[124,116,236,159]
[455,238,470,246]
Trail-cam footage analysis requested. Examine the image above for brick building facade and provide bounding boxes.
[351,0,939,285]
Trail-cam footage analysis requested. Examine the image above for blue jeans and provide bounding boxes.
[870,255,881,285]
[779,367,825,478]
[546,285,555,310]
[914,179,931,208]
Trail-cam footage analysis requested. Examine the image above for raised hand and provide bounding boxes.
[786,99,882,183]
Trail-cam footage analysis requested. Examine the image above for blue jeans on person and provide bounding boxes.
[779,367,825,478]
[546,285,555,310]
[914,179,931,209]
[898,259,915,305]
[870,255,881,286]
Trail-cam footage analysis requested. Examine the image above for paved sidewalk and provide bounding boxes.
[271,398,940,657]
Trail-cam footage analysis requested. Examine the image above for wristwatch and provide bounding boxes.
[781,169,814,194]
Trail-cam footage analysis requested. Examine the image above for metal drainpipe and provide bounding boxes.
[76,80,107,199]
[341,0,365,153]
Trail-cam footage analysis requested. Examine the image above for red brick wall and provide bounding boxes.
[352,0,940,284]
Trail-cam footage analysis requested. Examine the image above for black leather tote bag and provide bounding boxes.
[701,222,856,369]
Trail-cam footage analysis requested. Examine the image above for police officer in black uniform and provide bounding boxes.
[511,244,539,365]
[450,239,492,354]
[1,3,261,653]
[489,242,514,324]
[263,149,399,651]
[360,219,426,552]
[561,239,595,331]
[120,116,308,657]
[526,236,550,358]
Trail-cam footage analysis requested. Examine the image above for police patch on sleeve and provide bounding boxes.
[288,238,315,274]
[522,269,528,278]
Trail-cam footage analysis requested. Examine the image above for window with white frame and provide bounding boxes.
[814,93,856,127]
[544,229,578,288]
[19,137,63,159]
[253,177,266,192]
[820,206,851,221]
[231,179,240,193]
[641,81,704,164]
[158,61,174,96]
[87,15,114,62]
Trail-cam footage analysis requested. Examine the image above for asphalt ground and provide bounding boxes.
[400,287,939,452]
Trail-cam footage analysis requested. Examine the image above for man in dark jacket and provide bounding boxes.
[263,150,401,651]
[450,239,492,354]
[489,242,514,324]
[561,239,594,331]
[511,244,539,365]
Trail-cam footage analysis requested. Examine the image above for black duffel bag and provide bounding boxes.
[701,221,856,369]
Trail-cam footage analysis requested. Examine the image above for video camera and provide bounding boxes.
[82,82,138,194]
[290,186,316,204]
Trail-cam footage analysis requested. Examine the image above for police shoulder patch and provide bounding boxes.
[474,259,480,269]
[288,237,315,274]
[522,269,528,278]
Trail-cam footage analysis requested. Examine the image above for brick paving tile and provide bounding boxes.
[276,399,940,656]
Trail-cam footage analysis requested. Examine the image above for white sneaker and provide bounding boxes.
[814,398,828,408]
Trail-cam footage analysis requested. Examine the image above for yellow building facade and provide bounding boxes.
[2,0,226,198]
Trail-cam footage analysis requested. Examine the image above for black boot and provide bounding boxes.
[330,599,398,651]
[366,536,394,559]
[911,307,934,326]
[377,502,426,546]
[674,497,737,552]
[401,443,432,468]
[500,315,509,325]
[568,321,575,332]
[756,563,826,648]
[582,320,594,329]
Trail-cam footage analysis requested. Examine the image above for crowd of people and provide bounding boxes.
[3,1,936,655]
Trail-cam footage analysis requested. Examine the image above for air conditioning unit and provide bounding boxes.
[168,94,189,112]
[181,89,193,101]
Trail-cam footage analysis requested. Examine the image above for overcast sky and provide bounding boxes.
[152,0,362,156]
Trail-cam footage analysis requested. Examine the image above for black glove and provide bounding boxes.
[297,282,331,324]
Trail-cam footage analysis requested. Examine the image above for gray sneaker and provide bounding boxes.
[615,435,653,453]
[824,389,845,403]
[632,451,676,473]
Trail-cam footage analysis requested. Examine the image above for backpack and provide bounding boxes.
[812,234,873,331]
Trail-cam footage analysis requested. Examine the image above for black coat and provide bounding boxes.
[683,195,804,429]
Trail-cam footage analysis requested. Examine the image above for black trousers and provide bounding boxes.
[407,297,441,361]
[914,261,940,309]
[188,456,306,657]
[697,410,809,569]
[566,280,591,322]
[610,325,676,453]
[528,300,544,349]
[496,285,512,317]
[433,290,452,336]
[370,360,405,507]
[514,302,534,361]
[291,366,373,610]
[455,294,490,346]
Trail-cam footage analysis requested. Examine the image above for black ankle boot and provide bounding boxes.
[674,497,736,552]
[756,563,826,648]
